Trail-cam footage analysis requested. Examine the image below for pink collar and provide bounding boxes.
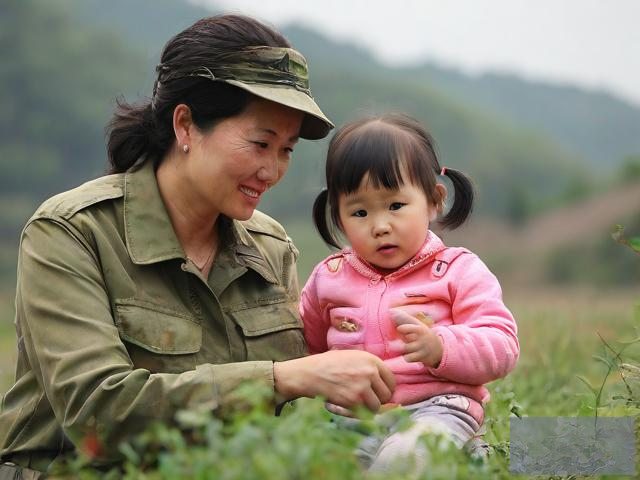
[341,231,446,281]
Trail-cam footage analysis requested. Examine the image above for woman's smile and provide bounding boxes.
[239,184,264,200]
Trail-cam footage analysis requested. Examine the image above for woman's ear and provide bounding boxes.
[173,104,194,151]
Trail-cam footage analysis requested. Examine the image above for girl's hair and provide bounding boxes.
[313,113,474,248]
[106,15,291,173]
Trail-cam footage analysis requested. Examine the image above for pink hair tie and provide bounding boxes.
[440,167,447,175]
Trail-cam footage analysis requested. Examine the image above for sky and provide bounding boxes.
[192,0,640,106]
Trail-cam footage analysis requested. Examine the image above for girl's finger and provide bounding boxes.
[326,402,354,417]
[404,351,428,363]
[401,332,419,343]
[396,324,421,335]
[389,309,423,327]
[403,340,423,353]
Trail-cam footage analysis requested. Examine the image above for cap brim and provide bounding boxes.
[225,79,334,140]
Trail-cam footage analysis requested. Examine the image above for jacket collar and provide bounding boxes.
[124,160,184,264]
[123,160,277,283]
[342,230,446,281]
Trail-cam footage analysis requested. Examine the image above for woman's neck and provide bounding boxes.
[155,153,219,255]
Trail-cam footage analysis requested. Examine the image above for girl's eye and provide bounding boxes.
[353,210,367,218]
[390,202,405,211]
[284,147,294,154]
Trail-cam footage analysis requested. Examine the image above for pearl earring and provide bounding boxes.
[182,144,190,153]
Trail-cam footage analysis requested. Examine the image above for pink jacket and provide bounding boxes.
[300,231,519,420]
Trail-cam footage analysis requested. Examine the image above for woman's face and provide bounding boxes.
[185,98,304,221]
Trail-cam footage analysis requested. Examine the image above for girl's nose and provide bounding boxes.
[372,219,391,237]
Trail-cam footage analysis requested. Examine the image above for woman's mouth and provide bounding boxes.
[239,186,260,199]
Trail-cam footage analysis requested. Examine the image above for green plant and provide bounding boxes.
[612,224,640,255]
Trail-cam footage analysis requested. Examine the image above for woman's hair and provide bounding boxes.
[313,113,474,248]
[106,15,291,173]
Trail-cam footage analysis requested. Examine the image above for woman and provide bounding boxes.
[0,15,394,476]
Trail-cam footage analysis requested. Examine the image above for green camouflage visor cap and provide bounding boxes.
[159,46,334,140]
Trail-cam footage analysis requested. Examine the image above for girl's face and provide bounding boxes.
[338,172,440,272]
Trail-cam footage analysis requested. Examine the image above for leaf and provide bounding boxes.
[611,224,625,243]
[577,400,594,417]
[592,353,613,368]
[118,442,140,465]
[628,237,640,253]
[510,402,523,418]
[576,375,598,397]
[611,224,640,254]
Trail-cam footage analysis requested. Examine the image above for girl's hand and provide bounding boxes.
[390,309,443,368]
[273,350,395,412]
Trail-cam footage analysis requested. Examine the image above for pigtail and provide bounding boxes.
[439,167,474,229]
[312,188,341,249]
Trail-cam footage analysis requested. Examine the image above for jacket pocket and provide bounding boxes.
[114,301,202,373]
[226,302,307,361]
[327,306,365,349]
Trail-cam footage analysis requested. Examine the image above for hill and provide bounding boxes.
[284,27,640,170]
[2,0,639,290]
[399,66,640,169]
[440,180,640,286]
[72,0,594,220]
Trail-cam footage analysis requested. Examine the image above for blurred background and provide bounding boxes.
[1,0,639,400]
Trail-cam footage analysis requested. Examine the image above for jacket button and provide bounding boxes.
[181,263,188,271]
[338,319,358,332]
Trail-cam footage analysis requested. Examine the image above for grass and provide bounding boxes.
[0,273,638,477]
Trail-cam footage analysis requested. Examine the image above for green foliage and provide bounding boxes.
[505,187,533,227]
[62,385,505,480]
[545,216,640,285]
[58,327,638,479]
[0,0,145,198]
[612,224,640,255]
[617,154,640,183]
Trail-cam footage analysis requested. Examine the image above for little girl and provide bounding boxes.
[300,113,519,471]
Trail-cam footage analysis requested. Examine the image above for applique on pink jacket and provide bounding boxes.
[300,231,519,420]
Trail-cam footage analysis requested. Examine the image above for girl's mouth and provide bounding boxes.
[378,244,398,254]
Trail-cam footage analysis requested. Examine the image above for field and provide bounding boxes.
[0,284,637,478]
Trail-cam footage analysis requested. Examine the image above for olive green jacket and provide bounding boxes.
[0,160,307,471]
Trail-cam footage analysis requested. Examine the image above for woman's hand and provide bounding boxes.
[391,309,443,368]
[273,350,395,412]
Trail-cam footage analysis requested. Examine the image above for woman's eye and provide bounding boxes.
[284,147,294,154]
[254,141,268,149]
[353,210,367,218]
[390,202,405,211]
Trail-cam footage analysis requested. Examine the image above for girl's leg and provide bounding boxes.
[368,394,484,473]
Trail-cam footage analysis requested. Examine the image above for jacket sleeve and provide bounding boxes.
[16,218,275,462]
[299,265,330,355]
[427,253,519,385]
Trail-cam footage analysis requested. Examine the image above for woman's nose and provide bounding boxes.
[256,155,279,184]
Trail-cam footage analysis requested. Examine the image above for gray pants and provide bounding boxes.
[334,394,488,473]
[0,463,46,480]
